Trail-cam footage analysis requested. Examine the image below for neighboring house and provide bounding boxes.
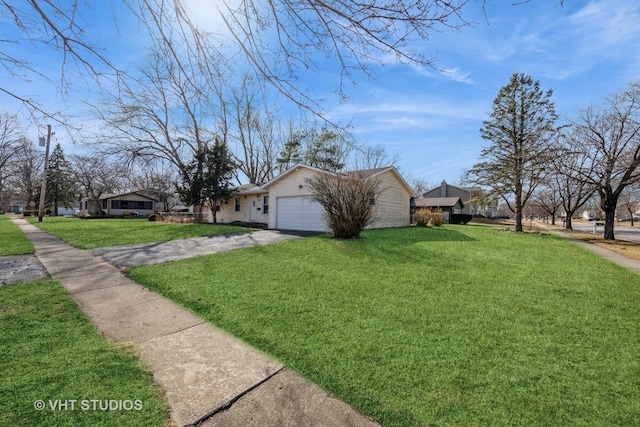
[212,164,414,232]
[410,197,464,224]
[8,198,27,214]
[79,191,159,216]
[421,180,475,215]
[582,210,601,221]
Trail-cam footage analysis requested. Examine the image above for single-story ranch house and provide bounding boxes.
[80,191,159,216]
[208,164,414,232]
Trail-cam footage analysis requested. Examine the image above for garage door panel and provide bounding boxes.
[276,196,328,232]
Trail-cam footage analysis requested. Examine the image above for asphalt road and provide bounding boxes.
[567,221,640,243]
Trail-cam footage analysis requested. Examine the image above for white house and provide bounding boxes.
[80,191,159,216]
[211,164,414,232]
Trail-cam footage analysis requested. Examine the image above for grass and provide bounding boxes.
[27,216,255,249]
[0,215,34,255]
[473,217,640,262]
[0,280,169,426]
[128,225,640,426]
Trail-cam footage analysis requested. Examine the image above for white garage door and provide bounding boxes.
[276,196,328,232]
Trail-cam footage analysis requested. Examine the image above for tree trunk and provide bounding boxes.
[603,203,616,240]
[514,197,523,232]
[564,212,574,230]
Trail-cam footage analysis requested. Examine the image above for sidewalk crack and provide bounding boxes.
[185,367,286,427]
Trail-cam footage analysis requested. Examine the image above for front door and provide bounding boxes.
[250,198,257,221]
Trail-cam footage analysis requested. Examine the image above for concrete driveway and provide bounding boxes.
[0,255,49,285]
[91,230,310,269]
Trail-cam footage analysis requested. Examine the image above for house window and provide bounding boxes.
[263,196,269,214]
[234,197,240,212]
[102,200,108,209]
[111,200,153,210]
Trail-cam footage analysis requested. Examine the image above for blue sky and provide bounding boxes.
[324,0,640,186]
[2,0,639,189]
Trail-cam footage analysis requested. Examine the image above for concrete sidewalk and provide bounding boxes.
[534,222,640,275]
[11,218,378,427]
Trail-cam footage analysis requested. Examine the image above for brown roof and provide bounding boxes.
[344,167,390,178]
[413,197,463,208]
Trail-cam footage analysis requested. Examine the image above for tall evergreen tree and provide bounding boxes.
[177,139,236,223]
[468,73,559,232]
[276,127,348,172]
[44,143,76,215]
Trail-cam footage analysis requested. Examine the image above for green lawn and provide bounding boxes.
[0,280,168,426]
[0,215,34,255]
[27,216,255,249]
[128,225,640,426]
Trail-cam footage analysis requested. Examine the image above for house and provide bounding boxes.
[212,164,414,232]
[210,183,269,227]
[410,197,464,224]
[8,197,27,214]
[80,191,159,216]
[421,180,476,215]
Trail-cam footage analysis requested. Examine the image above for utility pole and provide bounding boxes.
[37,125,52,222]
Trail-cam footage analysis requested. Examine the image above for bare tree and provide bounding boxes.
[228,75,281,184]
[617,185,640,226]
[0,112,24,208]
[96,32,224,182]
[551,134,597,229]
[5,138,43,213]
[409,177,429,198]
[350,144,398,171]
[306,171,380,238]
[569,81,640,240]
[128,158,180,212]
[2,1,478,121]
[216,0,475,108]
[71,154,128,216]
[530,184,562,224]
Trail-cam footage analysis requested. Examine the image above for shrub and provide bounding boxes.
[158,213,195,223]
[306,171,380,239]
[413,209,431,227]
[413,209,444,227]
[148,214,157,222]
[428,212,444,227]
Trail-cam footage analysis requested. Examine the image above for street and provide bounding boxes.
[567,221,640,243]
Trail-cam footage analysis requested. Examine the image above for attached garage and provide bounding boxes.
[275,196,328,232]
[259,164,412,232]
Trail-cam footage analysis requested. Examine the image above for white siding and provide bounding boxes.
[368,170,411,229]
[267,167,322,230]
[209,194,269,224]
